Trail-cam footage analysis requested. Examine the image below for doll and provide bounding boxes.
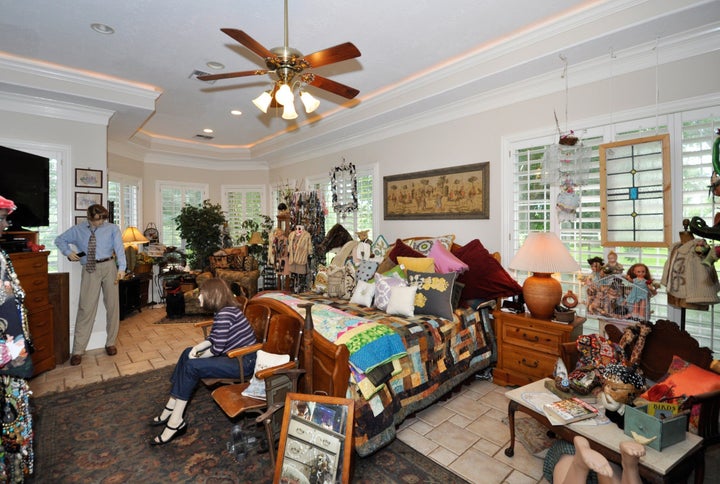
[625,263,657,321]
[601,250,624,275]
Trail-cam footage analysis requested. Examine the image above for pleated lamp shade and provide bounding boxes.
[508,232,580,319]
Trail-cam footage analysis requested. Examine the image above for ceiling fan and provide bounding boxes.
[197,0,361,119]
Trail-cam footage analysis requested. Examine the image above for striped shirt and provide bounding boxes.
[207,307,256,356]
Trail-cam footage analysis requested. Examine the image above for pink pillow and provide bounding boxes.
[429,241,469,274]
[452,239,522,300]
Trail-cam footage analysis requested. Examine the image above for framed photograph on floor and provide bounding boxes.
[275,393,354,484]
[75,192,103,211]
[384,162,489,220]
[75,168,103,188]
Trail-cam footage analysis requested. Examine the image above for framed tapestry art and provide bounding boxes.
[384,162,489,219]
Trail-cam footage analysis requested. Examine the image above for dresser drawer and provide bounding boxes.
[502,322,561,355]
[28,306,53,339]
[9,252,49,275]
[502,345,557,380]
[19,273,49,310]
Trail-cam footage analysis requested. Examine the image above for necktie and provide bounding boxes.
[86,228,97,273]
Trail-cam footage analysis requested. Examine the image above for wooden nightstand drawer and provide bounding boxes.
[502,345,557,380]
[9,251,49,275]
[503,322,560,354]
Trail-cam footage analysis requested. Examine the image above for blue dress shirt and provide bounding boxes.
[55,221,127,272]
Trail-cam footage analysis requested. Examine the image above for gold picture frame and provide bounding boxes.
[274,392,354,484]
[383,162,489,219]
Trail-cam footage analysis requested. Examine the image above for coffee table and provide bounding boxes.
[505,379,704,484]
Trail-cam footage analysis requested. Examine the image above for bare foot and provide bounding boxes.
[619,440,645,484]
[574,436,614,478]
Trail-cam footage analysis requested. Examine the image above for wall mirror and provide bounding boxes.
[274,392,354,484]
[599,134,671,247]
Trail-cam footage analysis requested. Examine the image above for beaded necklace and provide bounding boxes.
[0,251,31,348]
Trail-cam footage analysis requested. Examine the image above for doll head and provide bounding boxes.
[627,263,651,281]
[587,256,604,273]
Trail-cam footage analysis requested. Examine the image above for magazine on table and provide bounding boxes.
[543,397,599,425]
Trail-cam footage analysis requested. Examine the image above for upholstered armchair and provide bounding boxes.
[209,246,261,297]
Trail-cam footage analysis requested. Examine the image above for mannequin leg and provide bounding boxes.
[619,441,645,484]
[553,436,617,484]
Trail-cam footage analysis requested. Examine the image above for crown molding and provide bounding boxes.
[0,91,113,125]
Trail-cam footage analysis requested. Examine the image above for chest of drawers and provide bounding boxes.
[493,310,584,387]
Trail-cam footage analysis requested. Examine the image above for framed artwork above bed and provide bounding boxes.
[383,162,489,220]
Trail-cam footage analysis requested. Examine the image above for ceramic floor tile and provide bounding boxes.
[444,393,490,420]
[465,414,510,446]
[426,420,479,455]
[416,403,455,426]
[451,447,513,484]
[428,445,459,467]
[396,427,440,455]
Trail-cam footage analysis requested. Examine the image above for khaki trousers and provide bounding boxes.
[72,261,119,355]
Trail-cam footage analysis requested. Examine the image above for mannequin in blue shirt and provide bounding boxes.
[55,204,126,365]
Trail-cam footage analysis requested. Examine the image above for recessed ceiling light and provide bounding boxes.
[230,110,242,116]
[203,128,214,134]
[206,61,225,70]
[90,23,115,35]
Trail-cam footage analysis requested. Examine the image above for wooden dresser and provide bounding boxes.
[493,310,584,387]
[9,251,55,375]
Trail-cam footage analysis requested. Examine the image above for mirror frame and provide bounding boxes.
[274,392,354,484]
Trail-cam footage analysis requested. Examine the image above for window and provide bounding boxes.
[510,110,720,351]
[222,186,265,244]
[157,182,207,248]
[108,174,140,230]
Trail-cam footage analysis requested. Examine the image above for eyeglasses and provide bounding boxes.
[0,217,12,227]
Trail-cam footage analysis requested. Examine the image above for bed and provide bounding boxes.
[247,236,523,456]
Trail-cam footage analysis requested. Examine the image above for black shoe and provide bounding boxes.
[150,420,187,446]
[150,406,174,427]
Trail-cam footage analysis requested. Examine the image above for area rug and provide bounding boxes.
[28,367,468,483]
[154,313,213,325]
[502,416,555,457]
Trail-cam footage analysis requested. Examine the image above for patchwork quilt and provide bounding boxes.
[258,292,495,456]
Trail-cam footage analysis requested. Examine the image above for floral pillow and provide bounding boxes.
[404,234,455,255]
[407,270,457,320]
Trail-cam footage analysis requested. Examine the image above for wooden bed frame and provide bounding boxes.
[247,294,351,398]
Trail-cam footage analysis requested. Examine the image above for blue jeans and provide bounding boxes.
[170,347,257,401]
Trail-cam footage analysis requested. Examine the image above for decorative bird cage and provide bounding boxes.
[584,274,651,333]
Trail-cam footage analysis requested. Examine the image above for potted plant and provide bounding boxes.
[174,200,227,271]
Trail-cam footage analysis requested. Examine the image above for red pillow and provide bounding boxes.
[452,239,522,300]
[387,239,424,264]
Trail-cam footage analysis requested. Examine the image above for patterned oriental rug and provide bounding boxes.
[27,367,469,483]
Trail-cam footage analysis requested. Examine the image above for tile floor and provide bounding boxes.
[28,306,548,484]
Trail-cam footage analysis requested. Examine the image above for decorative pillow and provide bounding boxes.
[451,281,465,310]
[209,255,230,271]
[342,261,357,299]
[452,239,523,300]
[356,259,380,282]
[397,256,435,273]
[226,246,249,257]
[387,238,424,264]
[371,234,390,259]
[376,256,396,274]
[241,350,291,400]
[350,280,376,307]
[407,270,457,320]
[640,355,720,403]
[386,285,417,317]
[404,234,455,255]
[374,272,407,311]
[326,265,346,298]
[313,265,329,294]
[383,264,406,280]
[429,241,469,274]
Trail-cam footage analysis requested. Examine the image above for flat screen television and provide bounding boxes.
[0,145,50,228]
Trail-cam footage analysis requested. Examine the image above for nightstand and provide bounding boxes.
[493,310,585,387]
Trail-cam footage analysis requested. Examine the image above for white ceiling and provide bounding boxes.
[0,0,718,165]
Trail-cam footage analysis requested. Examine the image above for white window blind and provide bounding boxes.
[222,186,265,244]
[158,183,206,248]
[108,175,139,230]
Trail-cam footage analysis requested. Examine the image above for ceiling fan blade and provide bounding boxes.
[308,75,359,99]
[197,70,268,81]
[221,28,275,60]
[303,42,361,69]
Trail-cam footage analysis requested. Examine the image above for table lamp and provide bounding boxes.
[122,226,150,273]
[508,232,580,320]
[248,231,264,245]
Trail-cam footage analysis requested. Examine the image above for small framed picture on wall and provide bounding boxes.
[75,168,103,188]
[75,192,103,211]
[75,216,86,225]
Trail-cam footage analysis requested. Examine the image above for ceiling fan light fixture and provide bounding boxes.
[300,91,320,113]
[252,91,272,113]
[281,102,298,120]
[275,83,294,106]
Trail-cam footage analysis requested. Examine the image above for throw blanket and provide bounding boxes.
[259,292,406,373]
